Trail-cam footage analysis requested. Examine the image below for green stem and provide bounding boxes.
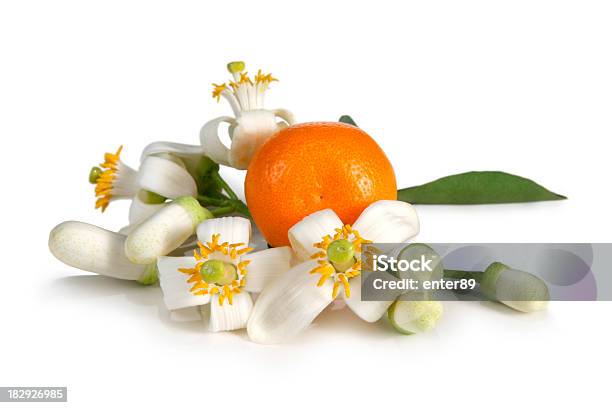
[197,195,228,207]
[211,171,238,201]
[443,269,484,283]
[210,206,236,217]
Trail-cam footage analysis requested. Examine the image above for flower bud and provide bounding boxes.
[481,262,549,312]
[49,221,156,283]
[388,299,443,334]
[124,196,212,264]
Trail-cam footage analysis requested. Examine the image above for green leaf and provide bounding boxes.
[398,171,567,204]
[338,115,357,127]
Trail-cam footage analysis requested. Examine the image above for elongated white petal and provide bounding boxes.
[247,260,334,344]
[228,110,282,169]
[128,191,166,226]
[157,256,211,310]
[209,292,253,332]
[288,209,343,262]
[242,247,293,293]
[49,221,145,280]
[343,277,393,322]
[272,108,295,126]
[138,156,197,199]
[140,141,204,162]
[125,197,211,264]
[196,216,251,246]
[352,200,420,243]
[199,116,235,167]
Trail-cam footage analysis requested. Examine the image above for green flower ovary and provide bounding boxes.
[327,239,355,272]
[200,259,237,285]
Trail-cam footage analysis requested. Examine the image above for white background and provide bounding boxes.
[1,0,611,407]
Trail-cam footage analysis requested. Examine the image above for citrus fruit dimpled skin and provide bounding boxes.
[245,122,397,247]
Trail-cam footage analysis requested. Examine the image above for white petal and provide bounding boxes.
[343,277,394,322]
[140,141,204,162]
[49,221,145,280]
[199,116,235,167]
[157,256,211,310]
[352,200,420,243]
[242,247,293,293]
[128,191,166,226]
[196,216,251,246]
[228,110,281,169]
[138,156,197,199]
[272,108,296,126]
[209,292,253,332]
[247,260,334,344]
[288,209,343,262]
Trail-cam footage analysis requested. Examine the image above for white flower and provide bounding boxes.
[157,217,293,332]
[90,146,198,225]
[49,221,158,284]
[140,61,295,170]
[247,200,420,344]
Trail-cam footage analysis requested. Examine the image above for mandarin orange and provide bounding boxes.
[245,122,397,247]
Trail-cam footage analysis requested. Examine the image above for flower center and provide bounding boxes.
[211,61,277,111]
[178,234,252,306]
[200,259,237,285]
[309,225,372,299]
[326,239,356,272]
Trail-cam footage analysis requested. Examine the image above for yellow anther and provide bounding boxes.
[212,83,227,101]
[317,273,331,287]
[237,247,253,255]
[178,267,193,275]
[332,281,340,299]
[239,72,252,85]
[310,251,327,259]
[190,282,207,292]
[339,274,351,298]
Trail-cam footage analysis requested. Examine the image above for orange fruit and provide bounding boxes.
[245,122,397,247]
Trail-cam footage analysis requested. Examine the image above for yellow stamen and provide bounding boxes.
[239,72,252,85]
[93,145,123,212]
[212,83,227,101]
[339,274,351,298]
[179,235,251,306]
[332,281,340,299]
[308,225,367,298]
[178,267,194,275]
[310,251,327,259]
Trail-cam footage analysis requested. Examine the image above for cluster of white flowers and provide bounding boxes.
[49,61,548,344]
